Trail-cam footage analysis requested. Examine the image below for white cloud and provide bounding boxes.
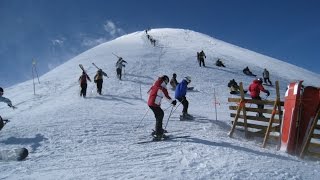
[103,20,125,37]
[81,37,108,47]
[51,38,64,46]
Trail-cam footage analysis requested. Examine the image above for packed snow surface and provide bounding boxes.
[1,28,320,179]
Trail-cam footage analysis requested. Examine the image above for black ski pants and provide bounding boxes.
[177,97,189,114]
[116,68,122,80]
[80,83,87,98]
[96,79,103,95]
[263,77,272,85]
[252,96,264,116]
[149,106,164,135]
[199,58,205,67]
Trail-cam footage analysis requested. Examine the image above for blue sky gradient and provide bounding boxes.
[0,0,319,87]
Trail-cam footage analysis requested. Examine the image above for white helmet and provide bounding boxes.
[184,76,191,83]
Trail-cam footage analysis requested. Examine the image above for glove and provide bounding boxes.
[266,90,270,96]
[171,100,177,106]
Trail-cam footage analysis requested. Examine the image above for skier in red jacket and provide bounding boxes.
[148,75,176,140]
[248,78,270,117]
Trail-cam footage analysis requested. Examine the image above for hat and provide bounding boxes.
[162,75,169,83]
[184,76,191,83]
[0,87,3,93]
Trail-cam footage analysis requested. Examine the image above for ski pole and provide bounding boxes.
[164,105,175,129]
[136,108,150,129]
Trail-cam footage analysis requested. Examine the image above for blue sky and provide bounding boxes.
[0,0,319,87]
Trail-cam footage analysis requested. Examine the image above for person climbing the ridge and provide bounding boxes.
[243,66,256,76]
[147,75,176,140]
[94,69,108,95]
[79,71,91,98]
[115,57,127,80]
[0,87,16,130]
[215,59,225,67]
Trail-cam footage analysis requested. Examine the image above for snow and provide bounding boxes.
[1,28,320,179]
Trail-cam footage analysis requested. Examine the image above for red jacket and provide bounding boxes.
[148,78,172,107]
[248,80,267,98]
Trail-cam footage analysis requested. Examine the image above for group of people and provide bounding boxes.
[228,68,272,117]
[78,57,127,98]
[147,75,192,140]
[145,29,156,47]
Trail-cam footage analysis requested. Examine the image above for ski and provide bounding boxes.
[137,135,190,144]
[92,63,100,69]
[79,64,86,73]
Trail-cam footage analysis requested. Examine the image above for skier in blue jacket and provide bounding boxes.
[175,76,192,119]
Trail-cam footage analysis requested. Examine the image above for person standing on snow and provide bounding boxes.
[198,50,206,67]
[79,71,91,98]
[170,73,179,90]
[147,75,176,140]
[115,57,127,80]
[248,78,270,117]
[263,68,272,86]
[175,76,192,119]
[94,69,108,95]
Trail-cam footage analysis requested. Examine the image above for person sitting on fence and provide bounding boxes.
[228,79,247,94]
[248,78,270,117]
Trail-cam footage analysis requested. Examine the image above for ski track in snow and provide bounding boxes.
[1,28,320,180]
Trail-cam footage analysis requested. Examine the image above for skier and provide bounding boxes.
[0,87,16,130]
[115,57,127,80]
[215,59,225,67]
[248,78,270,117]
[147,75,176,140]
[78,71,91,98]
[263,68,272,86]
[198,50,206,67]
[170,73,179,90]
[94,69,108,95]
[175,76,192,120]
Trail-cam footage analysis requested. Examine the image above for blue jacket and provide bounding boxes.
[175,80,188,99]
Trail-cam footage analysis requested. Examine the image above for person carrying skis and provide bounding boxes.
[198,50,206,67]
[115,57,127,80]
[263,68,272,86]
[170,73,179,90]
[79,71,91,98]
[248,78,270,117]
[175,76,192,120]
[94,69,108,95]
[147,75,176,140]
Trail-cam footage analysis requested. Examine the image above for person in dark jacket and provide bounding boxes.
[216,59,225,67]
[170,73,179,90]
[175,76,192,119]
[79,71,91,98]
[147,75,176,140]
[0,87,16,130]
[198,50,206,67]
[116,57,127,80]
[263,68,272,86]
[94,69,108,95]
[248,78,270,117]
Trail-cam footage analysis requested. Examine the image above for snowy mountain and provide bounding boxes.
[1,28,320,179]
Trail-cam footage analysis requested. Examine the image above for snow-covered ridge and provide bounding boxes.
[1,28,319,179]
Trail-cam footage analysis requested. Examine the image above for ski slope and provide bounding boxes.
[1,28,320,180]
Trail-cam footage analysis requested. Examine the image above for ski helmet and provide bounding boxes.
[0,87,3,93]
[173,73,177,78]
[257,78,263,84]
[162,75,169,84]
[184,76,191,83]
